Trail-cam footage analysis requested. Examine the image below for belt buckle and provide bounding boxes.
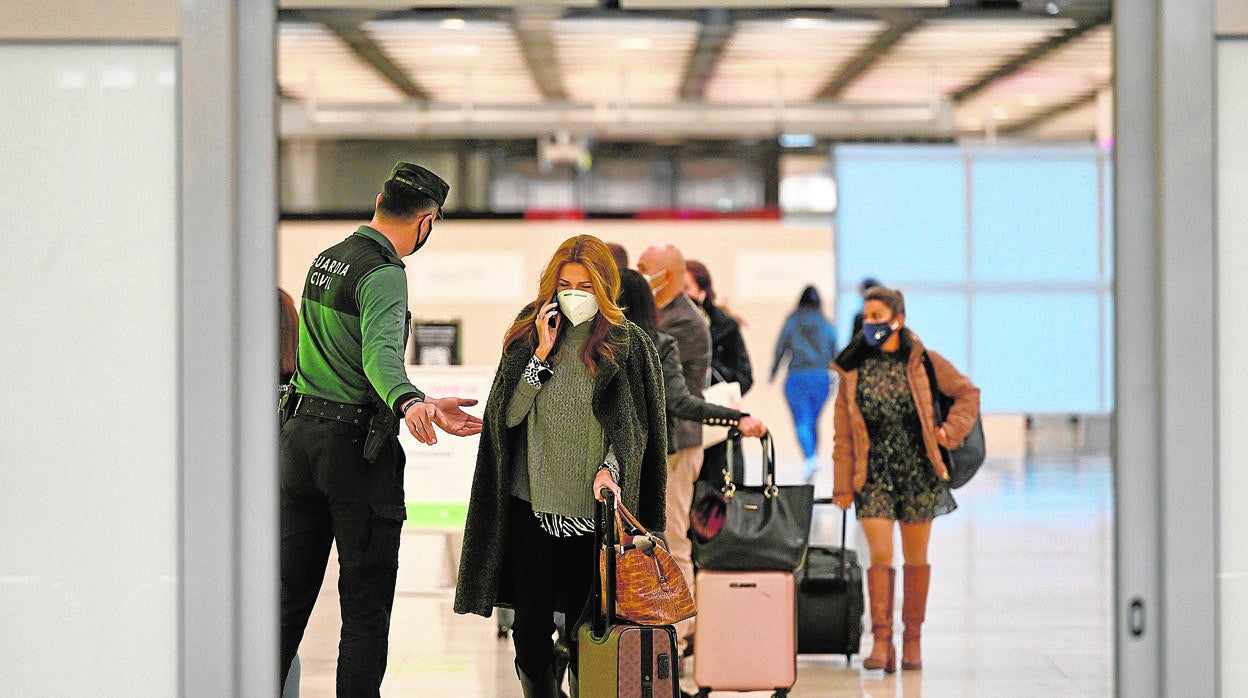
[295,395,306,414]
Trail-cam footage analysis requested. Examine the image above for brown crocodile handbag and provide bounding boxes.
[600,498,697,627]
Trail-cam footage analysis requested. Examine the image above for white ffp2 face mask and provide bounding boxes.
[557,289,599,326]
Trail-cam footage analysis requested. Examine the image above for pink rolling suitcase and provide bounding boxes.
[692,570,796,697]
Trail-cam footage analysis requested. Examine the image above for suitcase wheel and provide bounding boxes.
[696,690,710,698]
[772,691,789,698]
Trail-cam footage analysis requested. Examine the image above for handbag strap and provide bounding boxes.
[920,351,945,425]
[722,429,779,497]
[614,497,653,541]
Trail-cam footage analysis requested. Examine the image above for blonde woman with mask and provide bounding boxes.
[455,234,668,698]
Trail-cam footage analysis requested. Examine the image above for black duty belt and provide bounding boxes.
[294,395,374,426]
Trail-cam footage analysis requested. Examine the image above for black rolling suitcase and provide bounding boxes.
[577,491,681,698]
[796,502,863,662]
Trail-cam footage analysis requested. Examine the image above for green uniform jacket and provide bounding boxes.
[453,317,668,618]
[292,226,423,413]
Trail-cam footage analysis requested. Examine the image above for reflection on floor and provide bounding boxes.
[294,434,1113,697]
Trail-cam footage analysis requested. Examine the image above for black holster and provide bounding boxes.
[278,384,297,425]
[363,400,399,463]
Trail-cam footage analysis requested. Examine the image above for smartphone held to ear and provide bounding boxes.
[547,294,560,328]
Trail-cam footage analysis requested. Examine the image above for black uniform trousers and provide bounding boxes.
[279,414,407,697]
[505,496,596,680]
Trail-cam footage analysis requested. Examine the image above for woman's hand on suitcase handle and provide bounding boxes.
[832,492,854,510]
[594,469,621,502]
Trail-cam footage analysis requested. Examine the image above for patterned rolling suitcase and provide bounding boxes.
[578,491,681,698]
[797,506,864,661]
[692,570,796,697]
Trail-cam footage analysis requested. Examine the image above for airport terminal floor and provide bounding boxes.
[291,420,1111,698]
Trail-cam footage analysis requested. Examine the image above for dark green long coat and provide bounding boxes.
[453,318,668,618]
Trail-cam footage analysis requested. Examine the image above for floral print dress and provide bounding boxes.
[853,348,955,522]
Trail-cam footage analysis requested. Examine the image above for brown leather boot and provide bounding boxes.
[901,564,931,671]
[862,565,896,672]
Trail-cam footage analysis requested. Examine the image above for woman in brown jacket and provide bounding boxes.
[832,286,979,673]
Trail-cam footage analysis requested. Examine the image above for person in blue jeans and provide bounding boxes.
[770,285,838,483]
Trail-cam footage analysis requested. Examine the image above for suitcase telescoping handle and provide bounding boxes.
[591,488,619,638]
[815,497,853,582]
[840,508,849,580]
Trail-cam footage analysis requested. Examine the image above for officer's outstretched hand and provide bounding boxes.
[405,396,483,444]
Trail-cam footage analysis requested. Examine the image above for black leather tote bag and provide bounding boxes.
[690,431,814,572]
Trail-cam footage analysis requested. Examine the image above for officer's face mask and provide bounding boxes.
[410,215,434,255]
[557,289,599,326]
[863,320,899,347]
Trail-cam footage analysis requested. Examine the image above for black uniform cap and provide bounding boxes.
[387,161,450,217]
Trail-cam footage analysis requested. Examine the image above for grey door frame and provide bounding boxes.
[180,2,278,696]
[1115,1,1219,696]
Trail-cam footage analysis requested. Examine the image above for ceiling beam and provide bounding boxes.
[1000,84,1106,135]
[678,7,735,101]
[813,12,925,100]
[511,6,569,101]
[282,99,956,141]
[307,11,431,101]
[951,12,1110,104]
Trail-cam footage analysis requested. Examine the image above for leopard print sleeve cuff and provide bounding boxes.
[522,354,554,388]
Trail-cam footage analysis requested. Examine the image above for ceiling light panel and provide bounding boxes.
[279,22,407,103]
[364,19,542,103]
[843,18,1073,104]
[954,24,1110,133]
[706,18,885,103]
[554,17,700,104]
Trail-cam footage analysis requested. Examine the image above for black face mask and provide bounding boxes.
[410,216,433,254]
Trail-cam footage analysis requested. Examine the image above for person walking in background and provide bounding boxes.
[636,243,711,661]
[831,286,979,674]
[770,285,838,484]
[454,235,668,698]
[685,259,754,484]
[279,162,483,697]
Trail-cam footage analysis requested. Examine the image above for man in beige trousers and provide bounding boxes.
[637,243,712,663]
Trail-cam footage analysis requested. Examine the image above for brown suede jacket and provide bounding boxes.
[832,329,980,498]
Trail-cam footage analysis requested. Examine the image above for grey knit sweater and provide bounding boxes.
[504,320,607,519]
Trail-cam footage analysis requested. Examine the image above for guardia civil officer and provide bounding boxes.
[279,162,483,697]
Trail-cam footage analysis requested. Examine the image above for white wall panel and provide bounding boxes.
[0,44,178,695]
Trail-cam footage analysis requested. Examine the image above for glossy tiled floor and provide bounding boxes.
[293,425,1113,697]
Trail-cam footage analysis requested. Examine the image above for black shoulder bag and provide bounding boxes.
[920,352,986,489]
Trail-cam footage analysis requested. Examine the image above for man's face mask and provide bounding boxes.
[642,270,666,296]
[557,289,599,326]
